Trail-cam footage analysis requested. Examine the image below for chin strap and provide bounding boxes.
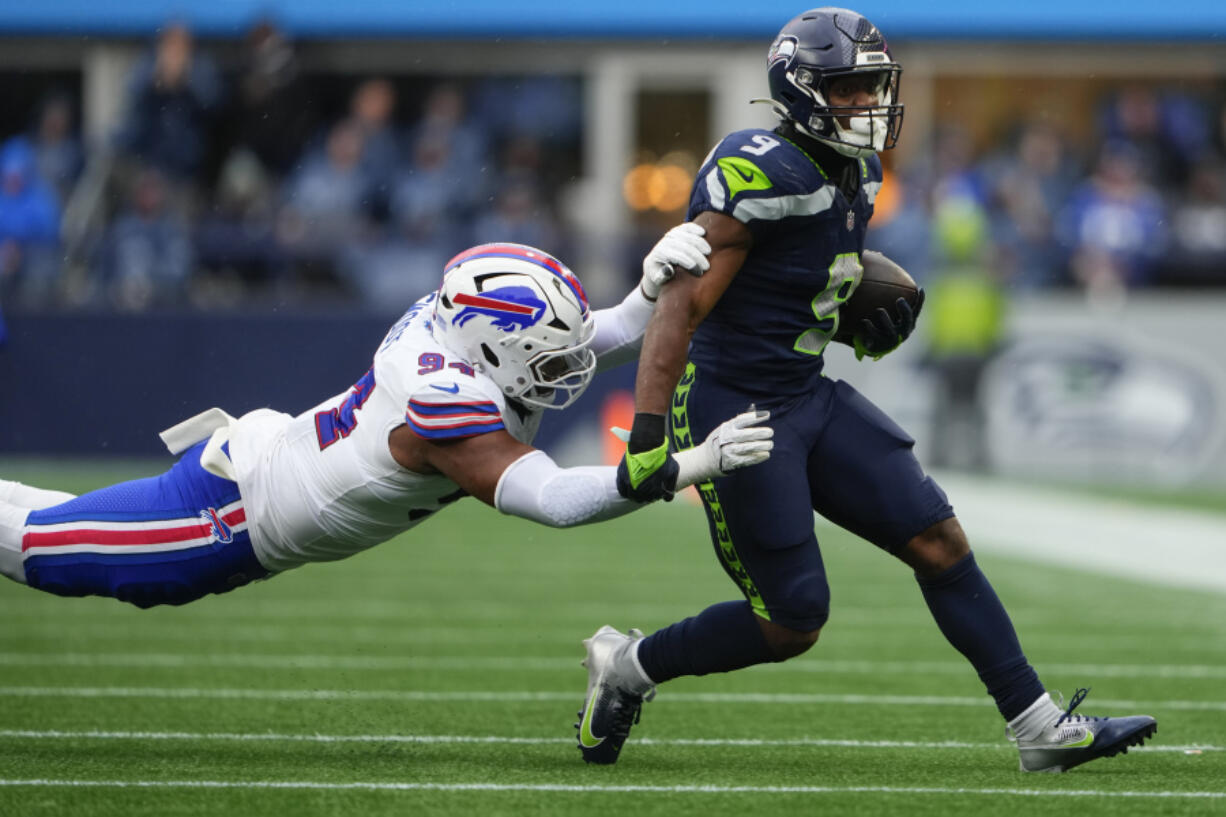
[749,97,790,119]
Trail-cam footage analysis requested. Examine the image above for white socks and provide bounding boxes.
[0,479,76,510]
[627,640,658,691]
[0,479,73,584]
[0,501,29,584]
[1008,692,1064,741]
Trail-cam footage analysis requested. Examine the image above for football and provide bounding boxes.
[833,250,920,345]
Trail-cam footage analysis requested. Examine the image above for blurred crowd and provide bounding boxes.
[0,22,582,314]
[2,21,1225,316]
[870,88,1226,299]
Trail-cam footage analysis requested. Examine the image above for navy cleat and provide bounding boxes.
[1008,688,1157,773]
[575,625,655,765]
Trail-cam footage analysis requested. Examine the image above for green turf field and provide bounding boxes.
[0,463,1223,816]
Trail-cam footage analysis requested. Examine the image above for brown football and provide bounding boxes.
[833,250,920,345]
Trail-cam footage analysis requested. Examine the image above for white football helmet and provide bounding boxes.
[432,243,597,410]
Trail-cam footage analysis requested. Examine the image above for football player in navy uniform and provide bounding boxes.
[576,7,1157,773]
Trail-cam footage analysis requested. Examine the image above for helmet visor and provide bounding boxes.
[520,340,598,410]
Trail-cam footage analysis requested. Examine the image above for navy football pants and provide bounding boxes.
[671,362,954,631]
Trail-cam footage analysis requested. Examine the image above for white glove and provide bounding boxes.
[640,222,711,301]
[610,408,772,489]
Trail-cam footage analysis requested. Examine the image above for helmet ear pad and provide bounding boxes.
[431,243,597,410]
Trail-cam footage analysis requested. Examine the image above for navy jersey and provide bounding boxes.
[687,128,883,397]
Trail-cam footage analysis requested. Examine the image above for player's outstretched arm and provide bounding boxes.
[619,211,751,503]
[497,409,772,527]
[390,411,771,529]
[589,222,711,372]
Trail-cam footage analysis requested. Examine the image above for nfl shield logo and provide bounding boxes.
[846,210,856,231]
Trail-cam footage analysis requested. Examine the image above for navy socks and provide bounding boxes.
[917,552,1046,721]
[636,600,776,683]
[636,554,1043,722]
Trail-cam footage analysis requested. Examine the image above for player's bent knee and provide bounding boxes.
[757,616,823,661]
[898,516,970,578]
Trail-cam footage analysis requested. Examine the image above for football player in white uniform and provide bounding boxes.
[0,227,773,608]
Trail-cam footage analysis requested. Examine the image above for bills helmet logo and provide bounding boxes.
[200,507,234,544]
[768,35,798,67]
[451,286,547,331]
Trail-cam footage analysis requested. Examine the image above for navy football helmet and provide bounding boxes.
[761,7,903,158]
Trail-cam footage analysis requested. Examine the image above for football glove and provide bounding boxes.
[853,289,925,361]
[640,222,710,302]
[615,413,679,502]
[610,409,773,495]
[674,408,772,484]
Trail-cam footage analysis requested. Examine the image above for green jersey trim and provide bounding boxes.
[717,156,773,200]
[670,362,770,621]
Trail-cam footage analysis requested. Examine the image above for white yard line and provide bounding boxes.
[0,728,1215,753]
[0,779,1221,799]
[924,473,1226,594]
[1,652,1223,680]
[0,685,1220,711]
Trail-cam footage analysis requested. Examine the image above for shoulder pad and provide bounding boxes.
[691,129,833,224]
[405,378,507,441]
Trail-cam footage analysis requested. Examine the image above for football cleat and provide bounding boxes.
[575,625,655,765]
[1008,688,1157,773]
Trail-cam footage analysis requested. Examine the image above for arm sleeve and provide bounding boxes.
[494,450,635,528]
[589,285,656,372]
[493,440,728,528]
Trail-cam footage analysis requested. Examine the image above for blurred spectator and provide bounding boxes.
[471,179,561,253]
[1165,158,1226,284]
[338,238,448,314]
[389,129,480,248]
[230,20,315,179]
[1100,86,1208,187]
[405,83,489,197]
[930,124,989,205]
[864,167,932,282]
[349,78,401,213]
[1212,99,1226,162]
[924,196,1006,472]
[93,168,193,311]
[472,75,582,147]
[981,122,1080,289]
[1056,141,1167,296]
[341,112,488,309]
[30,94,84,204]
[277,120,372,287]
[115,23,223,182]
[0,137,62,307]
[195,149,286,294]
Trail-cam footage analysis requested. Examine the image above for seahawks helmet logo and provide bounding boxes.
[768,35,798,67]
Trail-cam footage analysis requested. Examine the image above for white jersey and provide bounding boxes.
[229,293,543,573]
